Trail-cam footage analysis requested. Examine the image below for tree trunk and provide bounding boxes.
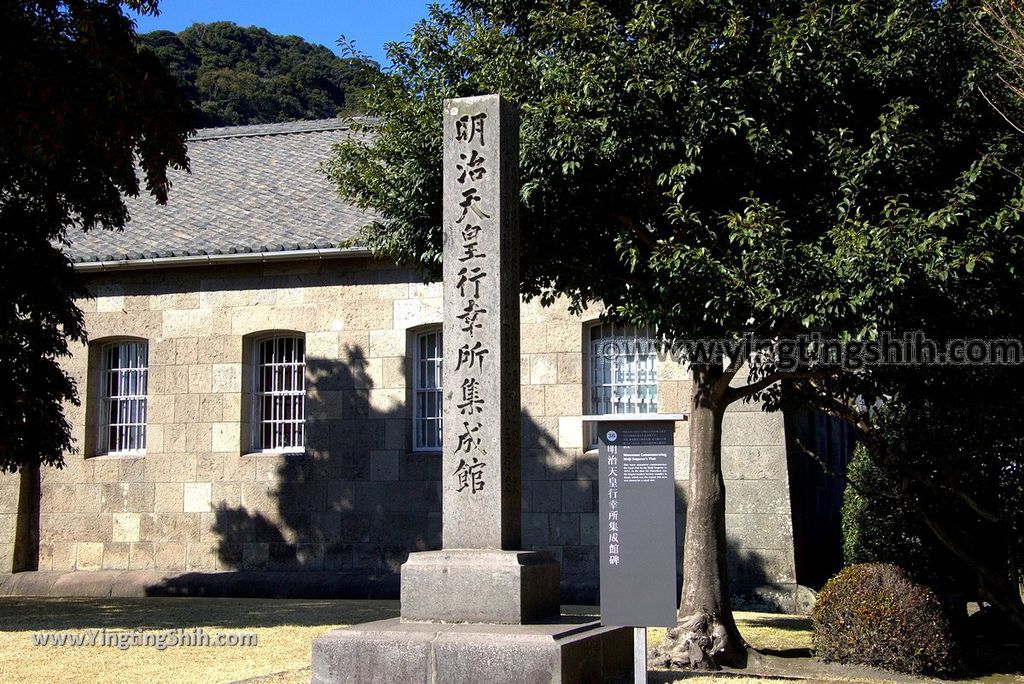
[650,363,747,669]
[12,462,40,572]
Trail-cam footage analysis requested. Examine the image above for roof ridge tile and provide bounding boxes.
[191,117,371,141]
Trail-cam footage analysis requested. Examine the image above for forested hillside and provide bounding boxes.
[140,22,378,126]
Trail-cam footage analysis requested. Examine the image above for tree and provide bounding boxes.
[326,0,1024,668]
[139,22,379,126]
[841,443,966,592]
[842,368,1024,633]
[0,0,192,564]
[979,0,1024,111]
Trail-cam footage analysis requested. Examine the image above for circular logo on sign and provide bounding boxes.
[605,430,618,443]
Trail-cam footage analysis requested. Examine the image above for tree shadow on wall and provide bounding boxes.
[147,343,787,608]
[519,408,603,604]
[218,343,425,597]
[670,479,801,614]
[151,343,574,600]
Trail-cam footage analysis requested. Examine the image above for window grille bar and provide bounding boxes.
[413,330,443,451]
[254,336,305,451]
[100,341,148,454]
[588,324,659,444]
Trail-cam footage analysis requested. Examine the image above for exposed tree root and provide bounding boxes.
[649,610,748,670]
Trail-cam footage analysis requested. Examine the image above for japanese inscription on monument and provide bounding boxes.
[442,95,522,550]
[313,95,626,682]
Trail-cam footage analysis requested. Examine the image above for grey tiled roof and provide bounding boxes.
[65,119,374,263]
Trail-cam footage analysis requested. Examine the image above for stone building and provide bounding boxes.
[0,119,850,610]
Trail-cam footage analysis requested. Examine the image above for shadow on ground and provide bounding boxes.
[0,597,400,631]
[741,613,812,634]
[2,597,1021,683]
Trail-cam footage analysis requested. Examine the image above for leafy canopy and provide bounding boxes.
[326,0,1024,645]
[0,0,192,472]
[140,22,379,126]
[329,0,1024,352]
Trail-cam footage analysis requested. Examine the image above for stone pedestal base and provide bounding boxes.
[311,617,633,684]
[400,549,560,624]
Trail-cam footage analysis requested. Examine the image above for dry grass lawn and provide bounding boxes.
[0,598,927,684]
[0,597,398,684]
[648,611,813,655]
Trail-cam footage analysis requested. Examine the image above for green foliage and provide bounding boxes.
[813,563,959,675]
[328,0,1024,350]
[849,369,1024,620]
[841,442,968,593]
[140,22,379,126]
[842,443,923,566]
[327,0,1024,646]
[0,0,192,472]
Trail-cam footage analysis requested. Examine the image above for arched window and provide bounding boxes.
[99,339,149,454]
[251,334,306,451]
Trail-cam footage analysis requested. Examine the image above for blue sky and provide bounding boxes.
[131,1,434,65]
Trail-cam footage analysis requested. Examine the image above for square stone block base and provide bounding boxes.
[311,617,633,684]
[400,549,560,624]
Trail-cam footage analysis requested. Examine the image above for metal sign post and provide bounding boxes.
[585,414,687,684]
[634,628,647,684]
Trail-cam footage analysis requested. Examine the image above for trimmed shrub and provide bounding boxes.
[812,563,958,676]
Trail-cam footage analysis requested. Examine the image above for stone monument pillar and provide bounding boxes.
[441,94,522,552]
[399,94,560,625]
[311,95,632,684]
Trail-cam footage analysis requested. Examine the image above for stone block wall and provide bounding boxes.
[0,479,16,571]
[0,256,799,608]
[502,299,798,606]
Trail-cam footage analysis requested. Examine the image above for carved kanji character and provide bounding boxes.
[455,341,489,371]
[456,266,485,299]
[455,112,487,145]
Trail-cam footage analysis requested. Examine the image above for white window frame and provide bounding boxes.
[588,323,659,444]
[251,335,306,453]
[99,340,148,455]
[412,329,443,451]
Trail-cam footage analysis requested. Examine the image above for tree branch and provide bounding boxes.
[723,369,818,405]
[798,386,874,436]
[721,354,745,388]
[614,213,657,250]
[979,86,1024,136]
[791,436,899,500]
[911,469,1004,524]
